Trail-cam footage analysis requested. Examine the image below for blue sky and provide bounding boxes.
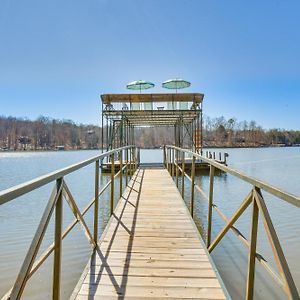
[0,0,299,129]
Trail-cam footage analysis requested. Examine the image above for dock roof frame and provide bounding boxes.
[101,92,204,104]
[101,92,204,153]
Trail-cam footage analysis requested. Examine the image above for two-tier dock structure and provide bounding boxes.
[101,93,204,153]
[100,93,227,173]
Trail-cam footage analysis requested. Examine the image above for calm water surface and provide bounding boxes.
[0,148,299,299]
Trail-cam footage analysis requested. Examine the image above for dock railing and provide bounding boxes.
[0,145,138,300]
[164,145,300,300]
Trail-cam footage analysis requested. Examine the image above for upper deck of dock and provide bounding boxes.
[71,167,227,299]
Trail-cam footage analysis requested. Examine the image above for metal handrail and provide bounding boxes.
[167,145,300,208]
[0,145,134,206]
[0,145,138,300]
[164,145,299,300]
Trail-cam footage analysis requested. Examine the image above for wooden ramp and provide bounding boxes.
[72,168,228,300]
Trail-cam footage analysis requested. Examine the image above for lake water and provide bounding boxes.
[0,148,299,299]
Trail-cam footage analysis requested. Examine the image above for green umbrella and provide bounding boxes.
[126,80,155,93]
[162,78,191,93]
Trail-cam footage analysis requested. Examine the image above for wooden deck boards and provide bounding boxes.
[73,168,227,299]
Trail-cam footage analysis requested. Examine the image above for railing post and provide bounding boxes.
[170,148,172,176]
[125,148,128,186]
[132,147,135,172]
[119,151,123,198]
[172,148,175,177]
[190,155,195,218]
[167,148,171,174]
[110,153,115,216]
[169,148,171,175]
[129,147,132,178]
[246,192,259,300]
[93,160,99,244]
[170,148,172,175]
[207,165,215,247]
[181,151,185,197]
[53,177,63,300]
[163,145,166,167]
[134,147,137,171]
[176,149,179,187]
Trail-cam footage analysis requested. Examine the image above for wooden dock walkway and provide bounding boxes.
[72,168,228,300]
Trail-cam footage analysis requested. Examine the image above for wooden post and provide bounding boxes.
[246,194,259,300]
[190,155,195,218]
[224,153,228,164]
[163,145,166,167]
[93,160,99,244]
[176,149,179,187]
[110,153,115,215]
[172,148,175,177]
[207,165,215,247]
[132,148,135,171]
[181,151,185,197]
[134,147,137,171]
[119,151,123,197]
[170,148,173,176]
[53,178,63,300]
[129,148,132,178]
[125,148,128,186]
[168,148,171,174]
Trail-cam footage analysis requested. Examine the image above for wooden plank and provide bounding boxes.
[73,168,227,300]
[93,256,210,265]
[97,247,207,255]
[91,259,211,268]
[76,296,222,300]
[91,251,207,261]
[87,266,217,278]
[83,275,220,287]
[78,285,226,299]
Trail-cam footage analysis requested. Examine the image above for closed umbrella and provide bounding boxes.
[162,78,191,93]
[127,80,155,93]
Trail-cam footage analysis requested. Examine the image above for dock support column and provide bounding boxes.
[170,148,172,176]
[125,148,128,186]
[129,148,132,179]
[93,160,99,244]
[176,149,179,187]
[110,153,115,215]
[190,155,195,218]
[172,148,175,177]
[246,195,259,300]
[133,147,136,172]
[168,148,171,174]
[181,152,185,197]
[53,178,63,300]
[119,151,123,198]
[207,165,215,247]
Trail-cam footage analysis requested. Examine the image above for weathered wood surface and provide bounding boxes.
[73,168,227,299]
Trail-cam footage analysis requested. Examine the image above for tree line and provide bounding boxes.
[203,116,300,147]
[0,115,299,151]
[0,116,101,150]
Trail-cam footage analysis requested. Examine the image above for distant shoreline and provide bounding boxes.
[1,144,299,153]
